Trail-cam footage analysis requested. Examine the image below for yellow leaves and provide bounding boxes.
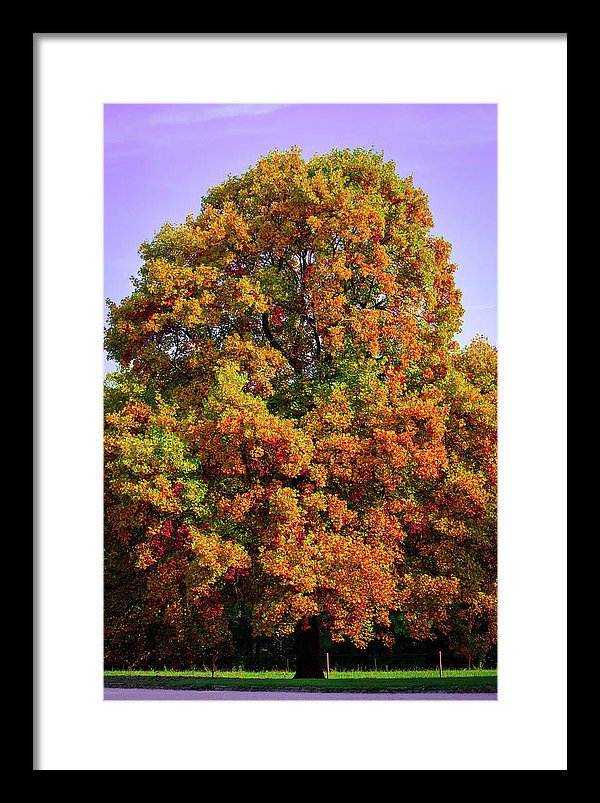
[372,429,409,470]
[312,288,346,327]
[134,543,155,570]
[201,364,314,481]
[195,201,252,252]
[170,291,216,328]
[324,494,357,532]
[316,535,398,647]
[308,464,327,488]
[227,275,269,315]
[250,588,318,639]
[361,505,406,549]
[306,214,324,234]
[412,443,448,480]
[323,325,345,353]
[396,573,461,640]
[268,486,303,524]
[303,490,327,512]
[305,386,353,433]
[216,488,261,523]
[348,307,384,356]
[216,334,287,397]
[186,529,250,604]
[258,531,316,595]
[313,432,362,484]
[438,468,491,519]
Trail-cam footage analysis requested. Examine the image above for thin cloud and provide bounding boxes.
[147,104,285,126]
[105,104,286,155]
[386,104,497,149]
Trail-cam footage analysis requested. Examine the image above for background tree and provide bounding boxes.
[104,147,496,676]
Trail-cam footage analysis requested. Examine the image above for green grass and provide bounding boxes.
[104,668,497,694]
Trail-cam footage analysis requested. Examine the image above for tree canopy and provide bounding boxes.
[104,146,497,673]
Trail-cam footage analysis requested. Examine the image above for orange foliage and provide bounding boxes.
[104,148,497,662]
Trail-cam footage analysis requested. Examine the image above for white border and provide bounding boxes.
[35,34,567,770]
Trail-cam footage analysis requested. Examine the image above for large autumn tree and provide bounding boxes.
[104,146,497,676]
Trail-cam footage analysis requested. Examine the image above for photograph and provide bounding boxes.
[103,103,499,700]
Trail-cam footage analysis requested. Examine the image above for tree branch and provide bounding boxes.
[261,312,300,373]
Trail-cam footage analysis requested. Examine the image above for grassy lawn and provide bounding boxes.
[104,668,497,694]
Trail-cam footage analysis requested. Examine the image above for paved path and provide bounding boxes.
[104,688,497,701]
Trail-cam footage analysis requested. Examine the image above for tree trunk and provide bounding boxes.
[293,616,324,678]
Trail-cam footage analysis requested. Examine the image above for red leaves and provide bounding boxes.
[224,260,247,278]
[270,305,286,326]
[223,566,249,582]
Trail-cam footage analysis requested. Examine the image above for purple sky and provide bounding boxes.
[104,103,496,368]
